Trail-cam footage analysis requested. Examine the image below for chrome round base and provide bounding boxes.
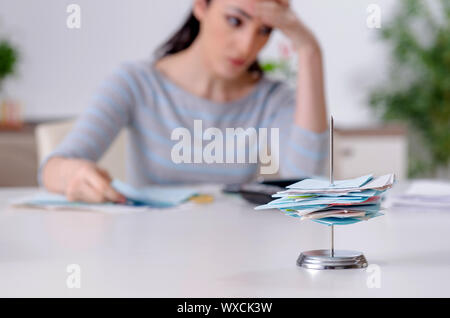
[297,249,368,270]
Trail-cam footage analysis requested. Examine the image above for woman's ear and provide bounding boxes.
[193,0,209,21]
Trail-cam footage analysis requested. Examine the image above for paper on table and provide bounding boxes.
[11,180,198,212]
[404,180,450,197]
[10,192,148,213]
[389,179,450,210]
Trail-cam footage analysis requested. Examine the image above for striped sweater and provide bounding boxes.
[39,60,329,187]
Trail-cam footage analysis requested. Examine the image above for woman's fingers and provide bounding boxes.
[254,0,314,49]
[104,186,127,204]
[67,179,106,203]
[81,182,107,203]
[65,160,127,204]
[86,169,126,203]
[277,0,290,7]
[254,1,288,26]
[257,0,290,6]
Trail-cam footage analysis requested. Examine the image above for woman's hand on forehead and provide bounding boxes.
[253,0,319,50]
[253,0,294,29]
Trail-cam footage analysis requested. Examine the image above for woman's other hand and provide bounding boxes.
[43,157,127,204]
[254,0,319,50]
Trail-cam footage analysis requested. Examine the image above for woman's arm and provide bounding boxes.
[294,42,328,133]
[255,0,328,177]
[39,65,137,203]
[255,0,328,133]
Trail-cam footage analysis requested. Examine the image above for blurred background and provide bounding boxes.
[0,0,448,187]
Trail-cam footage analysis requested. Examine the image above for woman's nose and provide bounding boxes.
[236,30,258,58]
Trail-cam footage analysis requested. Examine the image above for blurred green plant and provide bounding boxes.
[369,0,450,177]
[261,42,297,84]
[261,59,296,82]
[0,39,18,91]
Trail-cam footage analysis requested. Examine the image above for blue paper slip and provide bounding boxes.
[255,195,373,210]
[293,196,370,203]
[19,192,106,207]
[18,180,198,210]
[280,205,382,222]
[311,212,384,226]
[272,189,379,198]
[255,202,329,210]
[111,180,198,207]
[287,174,373,190]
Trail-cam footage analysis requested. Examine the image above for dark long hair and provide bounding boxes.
[155,1,263,77]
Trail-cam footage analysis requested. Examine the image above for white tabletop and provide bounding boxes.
[0,183,449,297]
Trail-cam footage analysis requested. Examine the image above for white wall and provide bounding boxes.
[0,0,398,127]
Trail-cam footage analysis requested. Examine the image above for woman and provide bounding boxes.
[40,0,328,203]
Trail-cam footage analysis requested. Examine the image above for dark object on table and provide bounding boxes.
[223,178,306,205]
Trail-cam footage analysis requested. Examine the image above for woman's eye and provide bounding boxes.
[226,16,242,27]
[259,26,273,36]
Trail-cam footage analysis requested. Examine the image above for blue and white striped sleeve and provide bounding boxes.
[264,82,329,178]
[37,65,137,186]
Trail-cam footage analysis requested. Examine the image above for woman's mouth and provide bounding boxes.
[228,58,246,67]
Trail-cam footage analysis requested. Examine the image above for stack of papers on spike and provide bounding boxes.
[255,174,395,226]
